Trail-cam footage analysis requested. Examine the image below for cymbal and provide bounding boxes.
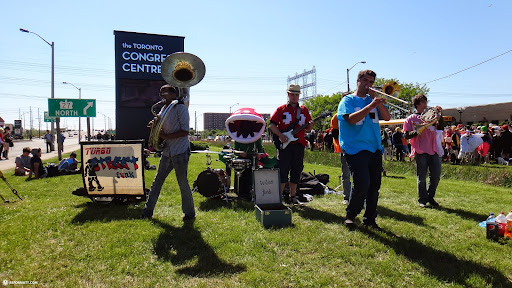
[221,149,245,154]
[191,150,221,154]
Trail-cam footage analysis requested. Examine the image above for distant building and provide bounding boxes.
[443,102,512,125]
[203,112,271,131]
[204,113,230,131]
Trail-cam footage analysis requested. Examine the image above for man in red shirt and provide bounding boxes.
[270,84,313,204]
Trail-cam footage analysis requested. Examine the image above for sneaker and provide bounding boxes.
[418,202,427,208]
[290,196,304,205]
[344,217,355,226]
[363,221,383,231]
[183,215,196,221]
[342,199,349,205]
[428,198,439,207]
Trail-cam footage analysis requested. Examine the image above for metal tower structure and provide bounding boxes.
[287,66,317,101]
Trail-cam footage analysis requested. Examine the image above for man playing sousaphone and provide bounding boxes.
[142,84,195,221]
[403,94,446,208]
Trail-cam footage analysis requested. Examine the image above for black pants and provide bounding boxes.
[279,143,305,184]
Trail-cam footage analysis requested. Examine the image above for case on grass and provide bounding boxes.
[253,169,292,228]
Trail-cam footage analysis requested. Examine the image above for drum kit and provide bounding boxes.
[192,148,266,201]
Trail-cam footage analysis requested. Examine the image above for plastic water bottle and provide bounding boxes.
[505,210,512,239]
[496,212,507,237]
[485,213,498,240]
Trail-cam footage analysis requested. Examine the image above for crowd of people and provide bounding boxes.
[379,123,512,165]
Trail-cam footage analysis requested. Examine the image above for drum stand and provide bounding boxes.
[206,153,230,203]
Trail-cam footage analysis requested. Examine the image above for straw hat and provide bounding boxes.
[287,84,301,94]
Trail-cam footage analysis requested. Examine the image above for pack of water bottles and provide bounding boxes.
[482,211,512,241]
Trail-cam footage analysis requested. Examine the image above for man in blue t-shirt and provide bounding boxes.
[337,69,390,230]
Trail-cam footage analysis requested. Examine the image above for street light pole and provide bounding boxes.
[63,82,82,141]
[20,28,62,160]
[456,107,466,124]
[347,61,366,92]
[229,103,239,114]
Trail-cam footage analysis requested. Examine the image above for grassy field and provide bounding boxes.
[0,149,511,287]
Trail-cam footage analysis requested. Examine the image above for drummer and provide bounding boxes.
[233,138,264,201]
[224,107,273,201]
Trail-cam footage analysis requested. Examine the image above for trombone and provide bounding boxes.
[367,81,412,113]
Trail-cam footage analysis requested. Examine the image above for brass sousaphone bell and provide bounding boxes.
[149,52,206,150]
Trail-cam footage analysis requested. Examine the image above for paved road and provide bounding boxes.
[0,137,81,173]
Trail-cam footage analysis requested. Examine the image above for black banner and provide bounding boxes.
[114,31,184,142]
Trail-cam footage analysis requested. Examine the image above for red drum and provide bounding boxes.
[193,168,230,198]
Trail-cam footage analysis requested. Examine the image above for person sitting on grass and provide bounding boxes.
[57,151,79,174]
[27,148,47,180]
[14,147,32,176]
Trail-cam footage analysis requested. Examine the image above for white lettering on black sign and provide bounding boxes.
[120,42,167,75]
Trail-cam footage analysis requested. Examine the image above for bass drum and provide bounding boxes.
[193,168,230,198]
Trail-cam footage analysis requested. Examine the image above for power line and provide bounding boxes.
[422,49,512,85]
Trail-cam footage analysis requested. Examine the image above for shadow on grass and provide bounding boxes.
[294,206,345,224]
[353,225,512,287]
[384,175,406,179]
[198,196,254,212]
[71,202,141,224]
[152,219,246,277]
[377,206,426,226]
[435,206,487,223]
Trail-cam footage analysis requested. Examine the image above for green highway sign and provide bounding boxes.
[44,111,56,122]
[48,98,96,117]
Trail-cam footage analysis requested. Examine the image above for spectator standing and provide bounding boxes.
[500,124,512,161]
[392,127,404,161]
[44,130,53,153]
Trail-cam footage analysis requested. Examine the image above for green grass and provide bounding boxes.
[0,149,511,287]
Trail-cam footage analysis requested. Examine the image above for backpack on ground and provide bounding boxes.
[45,163,60,177]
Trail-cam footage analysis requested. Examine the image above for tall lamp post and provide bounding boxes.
[346,61,366,92]
[20,28,62,160]
[62,82,83,141]
[229,103,239,114]
[98,112,108,134]
[456,107,466,124]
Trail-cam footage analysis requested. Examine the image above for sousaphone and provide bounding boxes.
[149,52,206,150]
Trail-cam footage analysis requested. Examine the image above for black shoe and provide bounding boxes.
[183,215,196,221]
[290,196,304,205]
[238,194,252,202]
[428,198,439,207]
[363,221,383,231]
[141,213,152,220]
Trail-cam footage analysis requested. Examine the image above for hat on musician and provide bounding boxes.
[287,84,301,94]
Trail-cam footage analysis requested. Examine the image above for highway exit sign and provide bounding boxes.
[44,111,56,122]
[48,99,96,117]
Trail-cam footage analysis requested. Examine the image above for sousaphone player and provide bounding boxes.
[142,52,205,221]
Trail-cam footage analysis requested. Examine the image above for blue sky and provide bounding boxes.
[1,0,511,131]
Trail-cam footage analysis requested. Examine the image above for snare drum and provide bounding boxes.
[230,159,251,171]
[193,168,230,198]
